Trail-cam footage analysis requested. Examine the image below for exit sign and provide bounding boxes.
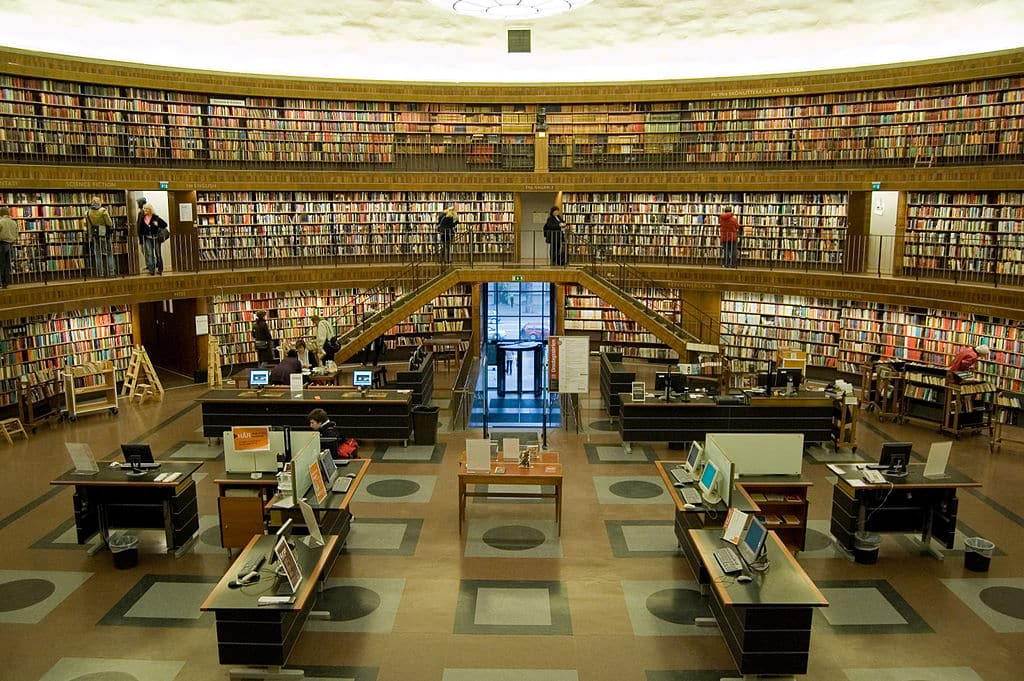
[871,181,881,190]
[512,275,524,282]
[159,181,169,190]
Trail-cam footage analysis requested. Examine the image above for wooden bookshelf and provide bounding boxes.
[564,283,683,360]
[561,191,848,267]
[0,306,134,409]
[720,292,840,371]
[194,190,515,267]
[902,191,1023,280]
[0,189,129,280]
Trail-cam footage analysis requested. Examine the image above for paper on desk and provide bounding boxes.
[502,437,520,461]
[273,497,296,509]
[827,464,845,475]
[848,479,866,487]
[466,439,491,472]
[722,508,748,545]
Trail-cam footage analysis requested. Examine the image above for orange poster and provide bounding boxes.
[308,461,328,504]
[232,426,271,452]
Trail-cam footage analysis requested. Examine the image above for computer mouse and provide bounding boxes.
[736,575,753,584]
[683,503,700,510]
[673,482,685,488]
[346,472,357,478]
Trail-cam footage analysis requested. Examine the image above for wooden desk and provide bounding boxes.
[458,452,562,535]
[197,388,412,443]
[690,528,828,677]
[267,459,369,544]
[214,473,280,550]
[306,369,341,386]
[828,463,981,558]
[51,462,201,556]
[201,533,340,671]
[618,392,834,443]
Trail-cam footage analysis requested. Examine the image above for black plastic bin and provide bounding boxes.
[109,534,139,569]
[964,537,994,572]
[853,531,881,565]
[412,405,440,446]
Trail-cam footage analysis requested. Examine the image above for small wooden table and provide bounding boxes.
[458,452,563,535]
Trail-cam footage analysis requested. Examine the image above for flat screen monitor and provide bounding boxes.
[698,460,719,502]
[353,369,373,387]
[775,368,802,391]
[120,443,154,465]
[318,449,338,487]
[249,369,270,388]
[685,441,704,475]
[654,372,688,393]
[739,515,769,565]
[879,441,912,475]
[297,499,325,548]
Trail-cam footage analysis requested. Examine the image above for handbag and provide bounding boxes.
[157,226,170,242]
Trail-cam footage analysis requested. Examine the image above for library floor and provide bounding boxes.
[2,362,1024,681]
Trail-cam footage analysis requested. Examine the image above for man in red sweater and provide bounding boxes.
[949,344,990,372]
[719,206,740,268]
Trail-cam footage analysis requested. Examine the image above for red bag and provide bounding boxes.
[336,438,359,459]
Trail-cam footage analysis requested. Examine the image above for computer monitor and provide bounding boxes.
[297,498,325,548]
[775,368,802,391]
[318,449,338,487]
[655,372,688,393]
[249,369,270,388]
[685,441,704,475]
[353,369,373,387]
[879,441,912,476]
[120,443,154,465]
[739,515,769,565]
[698,460,720,504]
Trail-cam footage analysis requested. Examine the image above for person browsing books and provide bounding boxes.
[0,207,19,289]
[949,344,990,372]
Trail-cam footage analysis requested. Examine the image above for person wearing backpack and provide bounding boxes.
[82,195,115,277]
[252,310,275,367]
[313,313,338,363]
[436,206,458,264]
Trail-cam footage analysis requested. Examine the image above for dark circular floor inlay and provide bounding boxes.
[979,586,1024,620]
[646,587,707,624]
[609,480,663,499]
[321,585,382,621]
[0,579,57,612]
[69,673,138,681]
[366,479,421,498]
[199,525,221,546]
[482,525,546,551]
[803,529,833,552]
[588,420,618,432]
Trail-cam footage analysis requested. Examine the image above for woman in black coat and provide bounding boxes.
[252,310,275,367]
[437,206,459,264]
[543,206,567,265]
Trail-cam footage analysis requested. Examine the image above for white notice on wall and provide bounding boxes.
[554,336,589,394]
[179,203,194,222]
[194,314,209,336]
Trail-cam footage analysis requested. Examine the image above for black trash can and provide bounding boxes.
[964,537,995,572]
[853,531,881,565]
[109,534,139,569]
[412,405,440,446]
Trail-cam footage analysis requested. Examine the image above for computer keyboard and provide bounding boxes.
[713,546,744,575]
[331,477,352,494]
[670,467,694,484]
[679,486,702,505]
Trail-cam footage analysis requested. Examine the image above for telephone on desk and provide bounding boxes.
[862,469,886,484]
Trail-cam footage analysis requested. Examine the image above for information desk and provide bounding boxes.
[201,533,340,671]
[828,463,980,557]
[619,393,833,443]
[197,389,413,443]
[689,528,828,677]
[267,459,369,546]
[458,452,562,535]
[51,462,201,555]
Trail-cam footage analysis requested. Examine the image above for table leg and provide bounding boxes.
[163,497,175,553]
[555,481,562,536]
[459,481,466,535]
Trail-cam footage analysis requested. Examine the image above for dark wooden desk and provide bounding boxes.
[267,459,369,544]
[197,388,413,443]
[619,392,833,443]
[51,462,201,556]
[201,533,340,670]
[828,462,981,557]
[690,528,828,677]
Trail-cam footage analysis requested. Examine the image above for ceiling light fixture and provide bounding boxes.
[424,0,593,21]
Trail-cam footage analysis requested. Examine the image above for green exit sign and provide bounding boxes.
[871,182,881,190]
[159,181,169,190]
[512,275,525,282]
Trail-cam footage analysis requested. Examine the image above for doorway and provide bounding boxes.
[137,299,199,385]
[471,281,559,428]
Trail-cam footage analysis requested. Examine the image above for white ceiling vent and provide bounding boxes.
[508,29,532,53]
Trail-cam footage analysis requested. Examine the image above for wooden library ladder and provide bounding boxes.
[121,345,165,404]
[207,338,224,388]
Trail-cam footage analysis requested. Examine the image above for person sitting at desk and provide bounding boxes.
[308,407,340,454]
[269,350,303,385]
[950,344,990,372]
[294,339,318,369]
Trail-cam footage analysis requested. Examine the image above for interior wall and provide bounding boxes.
[868,191,900,274]
[520,192,557,263]
[128,190,172,273]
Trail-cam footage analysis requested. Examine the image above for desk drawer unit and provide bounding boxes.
[708,595,814,676]
[214,607,307,666]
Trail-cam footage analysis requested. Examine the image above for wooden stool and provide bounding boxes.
[0,417,29,445]
[131,384,155,405]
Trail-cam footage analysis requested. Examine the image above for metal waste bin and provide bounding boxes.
[109,534,139,569]
[412,405,439,446]
[964,537,994,572]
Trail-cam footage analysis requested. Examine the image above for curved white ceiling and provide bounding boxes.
[1,0,1022,83]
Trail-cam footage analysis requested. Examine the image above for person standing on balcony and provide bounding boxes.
[437,206,459,264]
[83,195,115,277]
[137,204,169,275]
[0,207,19,288]
[544,206,568,266]
[719,206,740,268]
[252,310,276,367]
